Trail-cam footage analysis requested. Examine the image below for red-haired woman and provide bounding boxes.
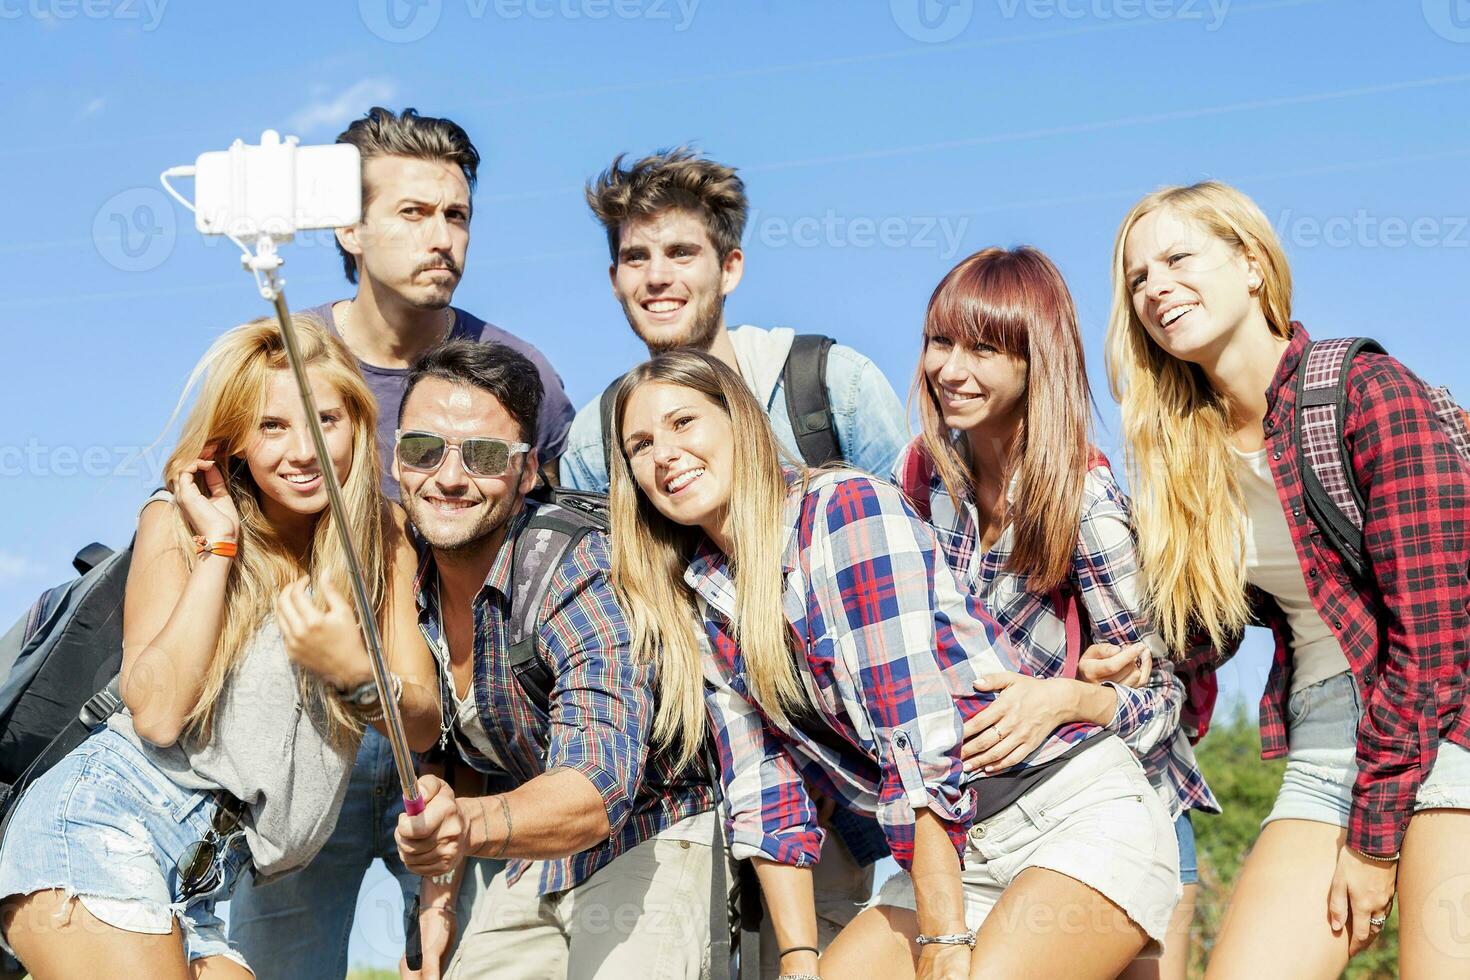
[891,247,1214,979]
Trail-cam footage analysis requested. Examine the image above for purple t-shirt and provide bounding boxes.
[305,302,574,500]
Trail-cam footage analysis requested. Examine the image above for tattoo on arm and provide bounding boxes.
[491,796,513,859]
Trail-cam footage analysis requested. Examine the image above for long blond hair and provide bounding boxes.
[911,246,1094,592]
[163,315,386,747]
[1104,181,1294,654]
[607,349,805,768]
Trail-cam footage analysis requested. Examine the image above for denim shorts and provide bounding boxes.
[1175,811,1198,887]
[1263,670,1470,829]
[0,726,253,970]
[874,735,1182,950]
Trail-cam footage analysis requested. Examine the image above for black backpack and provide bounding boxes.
[1294,337,1470,579]
[598,334,844,476]
[0,542,131,820]
[436,484,610,757]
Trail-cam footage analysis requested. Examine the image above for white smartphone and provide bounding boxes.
[192,132,361,239]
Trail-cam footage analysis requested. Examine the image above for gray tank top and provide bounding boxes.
[108,492,356,879]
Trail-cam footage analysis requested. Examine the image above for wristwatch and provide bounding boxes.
[337,677,381,708]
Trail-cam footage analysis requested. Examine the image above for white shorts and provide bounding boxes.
[873,735,1181,952]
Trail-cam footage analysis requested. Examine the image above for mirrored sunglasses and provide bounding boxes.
[395,429,530,478]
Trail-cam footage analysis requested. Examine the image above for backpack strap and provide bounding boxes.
[897,442,936,522]
[782,334,841,467]
[1294,337,1385,580]
[1060,591,1086,679]
[598,374,625,484]
[72,543,113,576]
[1427,386,1470,463]
[505,495,609,714]
[1056,449,1109,678]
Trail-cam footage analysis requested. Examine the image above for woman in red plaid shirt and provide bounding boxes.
[606,349,1180,980]
[894,245,1216,980]
[1109,180,1470,978]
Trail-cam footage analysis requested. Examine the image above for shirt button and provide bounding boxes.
[680,840,691,850]
[1332,619,1342,630]
[969,823,986,841]
[1272,451,1282,461]
[1292,508,1301,519]
[1309,567,1318,578]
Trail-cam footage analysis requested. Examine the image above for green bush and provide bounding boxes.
[1189,708,1398,979]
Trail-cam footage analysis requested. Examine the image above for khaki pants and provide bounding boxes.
[446,811,718,980]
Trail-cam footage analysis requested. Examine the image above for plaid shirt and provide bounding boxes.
[1178,326,1470,857]
[414,504,714,894]
[689,471,1098,872]
[892,440,1219,818]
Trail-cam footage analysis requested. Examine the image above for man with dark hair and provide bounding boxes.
[561,147,906,973]
[392,341,717,980]
[327,105,573,496]
[229,108,576,980]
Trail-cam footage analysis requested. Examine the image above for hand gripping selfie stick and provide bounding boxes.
[162,132,427,819]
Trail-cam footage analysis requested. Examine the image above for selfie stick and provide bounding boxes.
[161,140,426,819]
[256,251,425,818]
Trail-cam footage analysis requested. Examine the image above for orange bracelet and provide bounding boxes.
[193,536,238,558]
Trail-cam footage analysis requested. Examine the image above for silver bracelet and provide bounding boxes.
[915,930,976,948]
[777,974,821,980]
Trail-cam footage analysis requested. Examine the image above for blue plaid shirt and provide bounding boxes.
[414,504,714,894]
[893,439,1219,817]
[690,471,1098,872]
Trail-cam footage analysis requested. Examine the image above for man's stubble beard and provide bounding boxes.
[620,288,725,354]
[406,492,515,556]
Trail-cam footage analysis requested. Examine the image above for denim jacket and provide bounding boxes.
[558,325,909,491]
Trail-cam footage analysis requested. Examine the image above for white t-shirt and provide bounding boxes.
[1233,447,1351,691]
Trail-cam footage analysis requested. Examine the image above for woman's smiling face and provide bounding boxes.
[1123,206,1262,365]
[244,367,355,526]
[923,332,1028,436]
[620,380,735,542]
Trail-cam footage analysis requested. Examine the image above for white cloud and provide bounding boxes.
[0,550,45,585]
[285,78,399,137]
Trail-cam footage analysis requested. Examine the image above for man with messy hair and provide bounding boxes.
[560,148,907,491]
[561,147,907,975]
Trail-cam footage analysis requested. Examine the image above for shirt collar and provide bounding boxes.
[410,502,537,612]
[684,471,806,616]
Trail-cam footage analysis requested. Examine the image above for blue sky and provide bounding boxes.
[3,0,1468,969]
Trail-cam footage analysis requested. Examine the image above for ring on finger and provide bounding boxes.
[1368,914,1387,929]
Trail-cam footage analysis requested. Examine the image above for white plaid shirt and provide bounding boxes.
[690,471,1099,870]
[894,439,1219,817]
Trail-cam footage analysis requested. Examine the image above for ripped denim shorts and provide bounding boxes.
[0,725,253,971]
[1263,670,1470,830]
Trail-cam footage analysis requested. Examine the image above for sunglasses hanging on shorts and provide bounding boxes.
[176,793,247,901]
[395,429,530,478]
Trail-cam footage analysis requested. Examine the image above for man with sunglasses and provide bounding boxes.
[229,107,575,980]
[391,341,717,980]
